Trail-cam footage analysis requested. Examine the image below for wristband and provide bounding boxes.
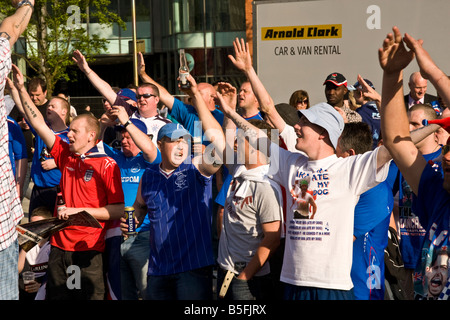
[16,0,34,10]
[123,120,132,128]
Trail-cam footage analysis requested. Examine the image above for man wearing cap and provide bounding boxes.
[221,100,393,299]
[352,75,382,149]
[323,72,362,123]
[131,75,225,300]
[117,88,137,108]
[72,50,171,146]
[102,105,161,300]
[224,38,394,299]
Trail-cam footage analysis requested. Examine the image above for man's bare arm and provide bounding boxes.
[229,38,286,132]
[72,50,118,105]
[183,75,225,177]
[379,27,425,195]
[403,32,450,113]
[137,52,175,110]
[0,1,34,46]
[11,64,56,149]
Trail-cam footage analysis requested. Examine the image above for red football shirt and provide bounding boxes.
[50,136,124,252]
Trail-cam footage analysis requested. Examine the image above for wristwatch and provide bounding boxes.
[123,120,132,128]
[16,0,34,10]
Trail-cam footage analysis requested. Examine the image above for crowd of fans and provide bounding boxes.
[1,1,450,302]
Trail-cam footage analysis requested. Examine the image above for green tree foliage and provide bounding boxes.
[0,0,125,95]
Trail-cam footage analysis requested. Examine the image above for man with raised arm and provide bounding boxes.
[72,50,170,144]
[214,83,282,300]
[0,0,34,300]
[137,52,223,136]
[12,64,125,300]
[221,37,397,300]
[132,74,225,300]
[379,26,450,300]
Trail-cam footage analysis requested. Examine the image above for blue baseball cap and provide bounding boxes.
[352,79,375,90]
[118,88,137,102]
[157,123,191,141]
[115,118,147,134]
[297,102,344,150]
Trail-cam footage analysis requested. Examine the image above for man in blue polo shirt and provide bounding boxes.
[101,105,161,300]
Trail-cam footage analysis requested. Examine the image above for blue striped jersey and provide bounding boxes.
[141,160,214,275]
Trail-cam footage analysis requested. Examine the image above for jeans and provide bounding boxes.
[0,240,19,300]
[217,268,275,300]
[146,265,213,300]
[120,231,150,300]
[283,283,355,300]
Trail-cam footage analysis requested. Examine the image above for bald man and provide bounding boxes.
[404,71,437,109]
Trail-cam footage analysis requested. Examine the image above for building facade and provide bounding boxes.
[63,0,249,113]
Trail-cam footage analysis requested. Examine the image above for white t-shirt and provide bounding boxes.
[280,124,300,153]
[130,112,170,145]
[268,143,390,290]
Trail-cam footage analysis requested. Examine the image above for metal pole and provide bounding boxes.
[131,0,138,86]
[203,0,207,83]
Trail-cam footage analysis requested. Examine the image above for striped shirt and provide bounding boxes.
[141,160,214,275]
[130,112,171,145]
[0,38,23,251]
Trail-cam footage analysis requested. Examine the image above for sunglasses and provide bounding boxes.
[443,144,450,155]
[298,99,308,104]
[136,93,157,100]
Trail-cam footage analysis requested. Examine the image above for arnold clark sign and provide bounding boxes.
[253,0,450,105]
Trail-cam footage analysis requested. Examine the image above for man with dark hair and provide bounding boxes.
[10,86,71,216]
[336,122,392,300]
[28,77,48,117]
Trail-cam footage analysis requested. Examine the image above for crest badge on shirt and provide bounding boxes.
[84,169,94,182]
[174,171,188,191]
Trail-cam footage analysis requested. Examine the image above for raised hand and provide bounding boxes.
[357,74,381,103]
[11,64,24,90]
[110,105,129,125]
[216,82,237,110]
[137,52,146,76]
[228,38,253,73]
[72,50,89,73]
[403,32,438,81]
[378,26,414,74]
[178,74,198,97]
